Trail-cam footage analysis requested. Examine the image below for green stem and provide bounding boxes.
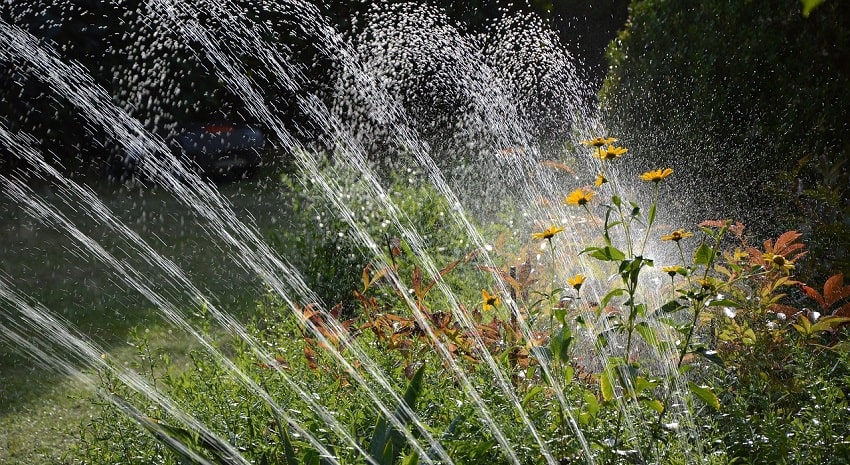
[583,204,599,228]
[547,238,557,286]
[615,202,634,258]
[639,183,659,256]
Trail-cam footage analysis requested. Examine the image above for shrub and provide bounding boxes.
[600,0,850,280]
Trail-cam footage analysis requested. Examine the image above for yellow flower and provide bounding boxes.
[482,289,501,311]
[639,168,674,183]
[594,145,628,161]
[564,187,595,206]
[662,265,684,277]
[532,225,565,240]
[661,229,694,242]
[567,274,586,291]
[763,253,795,273]
[581,137,617,148]
[594,173,607,187]
[732,249,749,263]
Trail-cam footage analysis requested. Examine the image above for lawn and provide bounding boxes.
[0,173,292,464]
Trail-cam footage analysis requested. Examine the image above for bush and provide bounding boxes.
[600,0,850,280]
[268,158,470,311]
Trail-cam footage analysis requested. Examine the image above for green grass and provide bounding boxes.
[0,173,293,464]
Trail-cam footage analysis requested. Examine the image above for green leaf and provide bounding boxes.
[584,391,600,416]
[693,242,714,266]
[522,386,544,409]
[369,365,426,464]
[640,398,664,413]
[599,288,628,311]
[647,202,656,226]
[611,195,622,207]
[581,246,627,262]
[600,371,616,402]
[694,347,724,367]
[401,452,419,465]
[801,0,825,17]
[272,412,298,465]
[635,321,659,348]
[688,382,720,410]
[707,299,740,308]
[549,326,572,363]
[660,300,685,314]
[810,316,850,334]
[303,450,321,465]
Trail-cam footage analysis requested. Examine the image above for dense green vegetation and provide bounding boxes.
[75,153,850,464]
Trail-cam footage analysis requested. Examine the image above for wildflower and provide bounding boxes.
[732,249,749,263]
[564,187,595,206]
[661,229,693,242]
[581,137,617,147]
[594,173,607,187]
[567,274,586,292]
[532,225,565,240]
[662,265,684,277]
[639,168,673,183]
[594,145,628,161]
[482,289,501,312]
[698,278,716,291]
[763,252,795,273]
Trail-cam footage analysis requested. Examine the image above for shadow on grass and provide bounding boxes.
[0,173,294,416]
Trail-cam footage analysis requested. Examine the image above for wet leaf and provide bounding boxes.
[581,245,627,262]
[401,452,419,465]
[522,386,544,408]
[688,382,720,410]
[810,316,850,334]
[584,391,600,416]
[694,348,724,367]
[823,273,850,309]
[640,398,664,413]
[693,242,714,266]
[600,371,615,402]
[802,0,826,17]
[635,322,659,348]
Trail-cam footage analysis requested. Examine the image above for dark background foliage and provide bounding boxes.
[601,0,850,279]
[0,0,628,179]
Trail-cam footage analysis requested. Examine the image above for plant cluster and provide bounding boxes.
[80,141,850,464]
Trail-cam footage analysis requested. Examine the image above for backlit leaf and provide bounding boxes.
[693,242,714,266]
[688,382,720,410]
[600,371,615,402]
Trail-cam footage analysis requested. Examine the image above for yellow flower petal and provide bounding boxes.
[593,145,628,161]
[564,187,595,206]
[567,274,586,290]
[639,168,674,183]
[594,173,607,187]
[661,229,693,242]
[482,289,501,311]
[532,225,565,240]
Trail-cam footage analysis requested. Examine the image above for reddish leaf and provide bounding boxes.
[823,273,850,309]
[304,345,318,370]
[329,303,343,320]
[833,302,850,318]
[389,237,402,257]
[801,284,826,309]
[412,265,423,301]
[698,219,730,229]
[773,230,803,254]
[770,303,799,317]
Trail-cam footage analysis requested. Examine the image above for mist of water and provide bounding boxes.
[1,2,699,463]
